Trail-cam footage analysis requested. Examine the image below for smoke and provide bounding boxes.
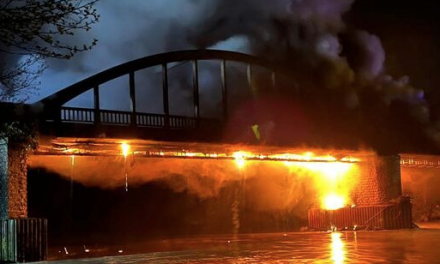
[401,167,440,221]
[26,0,437,146]
[28,154,366,219]
[28,155,338,214]
[349,30,385,79]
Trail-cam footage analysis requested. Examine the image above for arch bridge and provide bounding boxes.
[32,49,285,142]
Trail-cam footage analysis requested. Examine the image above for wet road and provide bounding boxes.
[36,229,440,263]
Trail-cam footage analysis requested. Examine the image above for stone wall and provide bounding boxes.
[0,139,8,219]
[0,138,28,219]
[353,155,402,205]
[8,146,28,218]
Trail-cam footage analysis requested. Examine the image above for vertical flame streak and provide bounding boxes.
[121,143,130,158]
[125,172,128,192]
[121,143,130,192]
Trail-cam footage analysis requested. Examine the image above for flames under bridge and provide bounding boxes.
[0,49,435,262]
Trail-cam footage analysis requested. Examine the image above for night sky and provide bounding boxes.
[351,0,440,109]
[25,0,440,153]
[33,0,440,102]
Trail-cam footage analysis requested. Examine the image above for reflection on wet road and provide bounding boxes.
[36,229,440,263]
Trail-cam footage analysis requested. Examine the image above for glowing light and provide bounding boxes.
[331,232,346,264]
[233,151,249,169]
[121,143,131,192]
[270,152,339,163]
[340,156,360,162]
[324,194,345,210]
[121,143,130,158]
[125,172,129,192]
[283,158,355,210]
[259,155,267,159]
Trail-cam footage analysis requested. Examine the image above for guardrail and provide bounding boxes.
[59,106,198,129]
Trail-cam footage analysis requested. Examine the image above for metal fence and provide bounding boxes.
[1,218,47,263]
[308,200,412,230]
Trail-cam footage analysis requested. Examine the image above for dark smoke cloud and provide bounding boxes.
[24,0,437,148]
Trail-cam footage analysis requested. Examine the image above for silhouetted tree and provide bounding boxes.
[0,0,100,101]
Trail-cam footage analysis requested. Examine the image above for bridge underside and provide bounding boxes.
[32,137,440,167]
[33,137,373,161]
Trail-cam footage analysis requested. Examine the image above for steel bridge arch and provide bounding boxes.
[34,49,286,140]
[37,49,279,109]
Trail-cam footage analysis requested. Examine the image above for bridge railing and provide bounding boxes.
[59,106,199,129]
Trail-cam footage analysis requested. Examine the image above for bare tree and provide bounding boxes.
[0,0,100,102]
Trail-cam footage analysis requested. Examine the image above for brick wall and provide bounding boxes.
[0,139,8,219]
[0,139,28,219]
[8,146,28,218]
[353,155,402,205]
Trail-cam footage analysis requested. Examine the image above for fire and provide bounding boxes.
[50,144,361,210]
[233,151,250,169]
[121,143,130,158]
[283,155,356,210]
[323,194,345,210]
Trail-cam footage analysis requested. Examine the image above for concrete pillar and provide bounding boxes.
[0,138,28,219]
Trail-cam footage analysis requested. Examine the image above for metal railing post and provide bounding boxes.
[192,60,200,128]
[93,85,101,125]
[162,64,170,128]
[129,71,137,128]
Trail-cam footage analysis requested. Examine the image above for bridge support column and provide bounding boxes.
[354,155,402,205]
[1,138,28,219]
[0,138,47,262]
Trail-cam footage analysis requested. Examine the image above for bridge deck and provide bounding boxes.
[34,137,374,163]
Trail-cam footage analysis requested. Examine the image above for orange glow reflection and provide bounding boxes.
[331,232,346,264]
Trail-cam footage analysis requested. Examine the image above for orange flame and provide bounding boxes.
[233,151,250,169]
[283,154,356,210]
[121,143,130,158]
[323,194,345,210]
